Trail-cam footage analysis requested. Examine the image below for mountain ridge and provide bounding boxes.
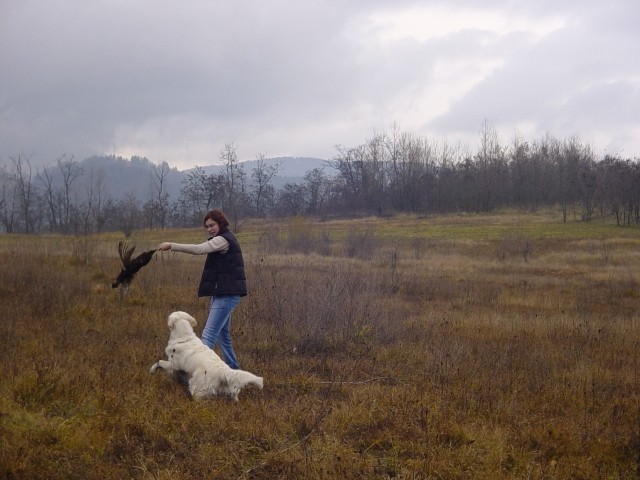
[52,155,331,202]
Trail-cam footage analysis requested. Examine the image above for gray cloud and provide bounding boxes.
[1,0,638,169]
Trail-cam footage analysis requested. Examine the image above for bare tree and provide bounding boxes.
[556,137,593,222]
[177,166,226,226]
[388,132,433,212]
[220,142,246,230]
[88,166,108,232]
[58,155,83,232]
[79,166,108,234]
[36,166,61,232]
[203,173,227,212]
[12,154,37,233]
[304,167,330,215]
[249,153,280,217]
[575,141,597,221]
[117,192,141,237]
[276,182,308,216]
[178,166,208,225]
[433,139,467,212]
[334,132,389,214]
[332,144,366,211]
[151,161,171,228]
[475,120,508,212]
[0,163,18,233]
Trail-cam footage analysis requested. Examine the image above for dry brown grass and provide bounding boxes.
[1,212,640,479]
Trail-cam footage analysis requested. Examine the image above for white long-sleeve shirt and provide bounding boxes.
[169,236,229,255]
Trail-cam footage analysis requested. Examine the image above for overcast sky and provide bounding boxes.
[1,0,639,170]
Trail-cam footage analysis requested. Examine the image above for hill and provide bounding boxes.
[194,156,331,190]
[53,155,331,202]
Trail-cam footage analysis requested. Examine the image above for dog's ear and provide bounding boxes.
[186,313,197,327]
[167,311,197,329]
[167,312,184,330]
[167,311,180,329]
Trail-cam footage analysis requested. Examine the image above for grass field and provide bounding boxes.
[1,211,639,479]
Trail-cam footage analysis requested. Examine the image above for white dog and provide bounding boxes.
[149,311,263,401]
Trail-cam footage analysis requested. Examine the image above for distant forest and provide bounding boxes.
[1,123,639,235]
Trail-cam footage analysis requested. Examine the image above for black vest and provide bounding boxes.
[197,229,247,297]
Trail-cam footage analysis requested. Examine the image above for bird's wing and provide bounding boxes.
[118,241,135,267]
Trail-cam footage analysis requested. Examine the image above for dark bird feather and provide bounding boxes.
[112,241,157,295]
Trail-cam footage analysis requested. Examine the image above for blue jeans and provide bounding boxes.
[201,295,241,369]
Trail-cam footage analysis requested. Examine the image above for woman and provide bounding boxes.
[157,209,247,369]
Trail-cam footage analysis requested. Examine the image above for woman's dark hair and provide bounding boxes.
[203,209,229,230]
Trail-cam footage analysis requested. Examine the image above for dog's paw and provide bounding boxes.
[149,362,159,373]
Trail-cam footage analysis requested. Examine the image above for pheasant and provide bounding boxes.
[112,241,157,300]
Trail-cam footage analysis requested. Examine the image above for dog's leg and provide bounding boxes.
[188,370,218,399]
[149,359,173,374]
[188,379,208,400]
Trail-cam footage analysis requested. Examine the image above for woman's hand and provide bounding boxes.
[157,242,172,251]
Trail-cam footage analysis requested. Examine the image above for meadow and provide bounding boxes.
[1,211,639,479]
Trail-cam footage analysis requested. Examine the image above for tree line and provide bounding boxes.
[1,123,639,235]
